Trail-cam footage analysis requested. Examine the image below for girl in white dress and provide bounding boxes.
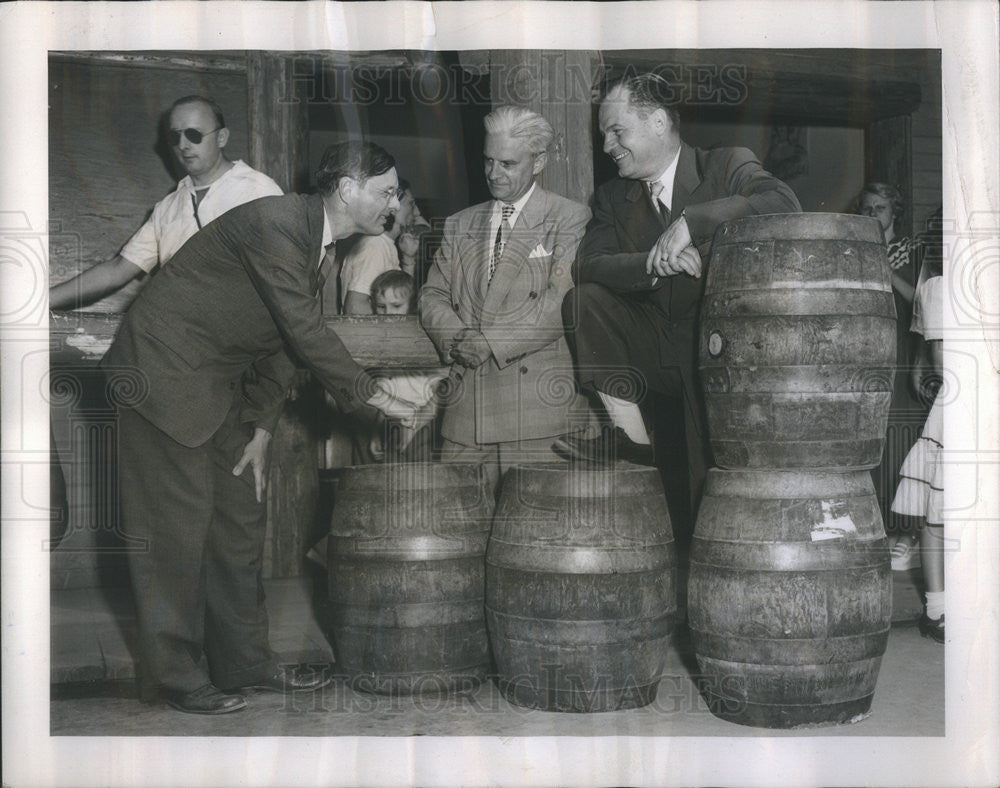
[890,266,945,643]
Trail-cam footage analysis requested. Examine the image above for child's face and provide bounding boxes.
[374,287,412,315]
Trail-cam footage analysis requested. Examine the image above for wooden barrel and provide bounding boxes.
[327,462,494,695]
[688,469,892,728]
[486,465,677,712]
[699,213,897,470]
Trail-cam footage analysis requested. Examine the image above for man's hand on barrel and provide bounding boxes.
[646,216,702,279]
[366,378,422,427]
[449,327,492,369]
[232,427,272,503]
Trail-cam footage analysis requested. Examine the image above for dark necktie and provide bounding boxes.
[317,242,338,313]
[647,181,670,226]
[489,204,515,281]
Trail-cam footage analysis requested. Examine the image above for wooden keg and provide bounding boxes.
[327,462,494,695]
[486,465,677,712]
[699,213,897,470]
[688,468,892,728]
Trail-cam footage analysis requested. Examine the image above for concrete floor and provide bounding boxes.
[50,565,943,738]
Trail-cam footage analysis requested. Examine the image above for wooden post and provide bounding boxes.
[489,50,598,207]
[866,114,913,237]
[246,52,316,577]
[246,51,310,192]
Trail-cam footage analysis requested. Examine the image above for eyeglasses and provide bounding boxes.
[168,127,222,146]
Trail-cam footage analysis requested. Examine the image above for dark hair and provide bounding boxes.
[371,269,415,307]
[397,177,411,198]
[316,141,396,196]
[604,73,680,128]
[858,181,905,220]
[170,95,226,129]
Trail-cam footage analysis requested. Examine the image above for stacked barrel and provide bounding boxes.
[690,214,895,728]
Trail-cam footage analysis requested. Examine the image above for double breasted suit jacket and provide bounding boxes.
[573,142,802,324]
[104,193,375,448]
[420,186,591,446]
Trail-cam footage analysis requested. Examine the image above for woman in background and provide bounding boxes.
[856,183,923,569]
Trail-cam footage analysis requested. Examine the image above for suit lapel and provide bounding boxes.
[622,179,664,249]
[458,205,493,322]
[306,194,326,294]
[480,187,545,326]
[671,142,700,219]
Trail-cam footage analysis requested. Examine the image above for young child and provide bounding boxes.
[369,270,443,461]
[890,254,945,643]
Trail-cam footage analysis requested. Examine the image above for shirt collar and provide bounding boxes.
[319,204,334,266]
[494,181,536,226]
[179,159,241,194]
[322,209,333,248]
[647,148,681,210]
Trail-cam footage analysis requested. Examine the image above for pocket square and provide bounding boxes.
[528,244,551,258]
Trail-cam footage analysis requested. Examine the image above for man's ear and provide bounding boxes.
[650,107,669,135]
[216,127,230,149]
[338,176,357,203]
[532,150,548,176]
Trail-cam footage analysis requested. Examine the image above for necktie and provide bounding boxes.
[317,243,339,313]
[647,181,670,226]
[489,204,515,282]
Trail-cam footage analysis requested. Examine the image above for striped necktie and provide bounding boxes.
[489,204,515,281]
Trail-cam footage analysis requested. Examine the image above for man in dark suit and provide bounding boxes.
[104,142,419,714]
[420,105,591,493]
[556,74,801,529]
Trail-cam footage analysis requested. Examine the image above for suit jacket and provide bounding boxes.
[573,141,802,323]
[420,186,591,445]
[104,193,375,448]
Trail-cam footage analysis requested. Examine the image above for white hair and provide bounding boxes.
[483,105,554,155]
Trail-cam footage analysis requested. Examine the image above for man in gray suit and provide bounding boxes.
[104,142,418,714]
[420,105,591,493]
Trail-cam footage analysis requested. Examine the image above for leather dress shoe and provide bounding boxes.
[918,612,945,644]
[234,666,332,694]
[164,684,247,715]
[552,425,655,467]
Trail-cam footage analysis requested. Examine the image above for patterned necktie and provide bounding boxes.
[489,204,515,281]
[647,181,670,226]
[317,243,338,312]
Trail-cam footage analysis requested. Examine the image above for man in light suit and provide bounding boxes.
[556,74,801,533]
[104,141,418,714]
[420,105,592,492]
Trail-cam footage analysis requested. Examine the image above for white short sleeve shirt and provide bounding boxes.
[119,160,283,272]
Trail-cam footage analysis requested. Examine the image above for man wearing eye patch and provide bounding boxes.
[49,95,282,309]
